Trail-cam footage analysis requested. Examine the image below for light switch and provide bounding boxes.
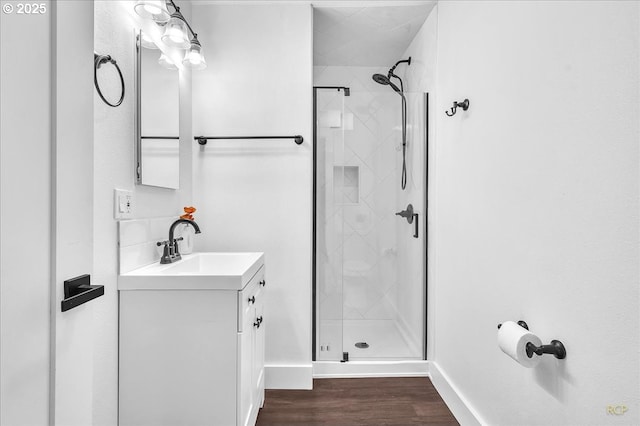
[114,189,134,219]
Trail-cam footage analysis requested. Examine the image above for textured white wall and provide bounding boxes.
[0,3,52,424]
[433,1,639,425]
[192,3,313,388]
[93,2,193,424]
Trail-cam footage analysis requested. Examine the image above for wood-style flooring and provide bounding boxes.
[256,377,459,426]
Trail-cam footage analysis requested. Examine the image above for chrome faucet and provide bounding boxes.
[158,219,201,264]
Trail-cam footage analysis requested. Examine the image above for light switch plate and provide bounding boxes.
[114,189,134,220]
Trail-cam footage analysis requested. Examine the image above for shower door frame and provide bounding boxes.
[312,88,429,362]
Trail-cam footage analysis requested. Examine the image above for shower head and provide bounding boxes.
[372,73,390,85]
[372,73,404,99]
[373,57,411,98]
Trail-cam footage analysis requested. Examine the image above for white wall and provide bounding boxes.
[192,3,313,389]
[93,2,193,424]
[0,2,52,424]
[433,1,639,425]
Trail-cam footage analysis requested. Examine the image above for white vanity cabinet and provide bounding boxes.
[119,262,266,426]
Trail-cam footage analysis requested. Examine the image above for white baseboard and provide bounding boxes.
[429,361,485,426]
[264,364,313,390]
[313,360,429,378]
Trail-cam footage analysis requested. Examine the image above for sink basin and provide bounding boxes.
[118,252,264,290]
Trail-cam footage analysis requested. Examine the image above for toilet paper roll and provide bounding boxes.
[498,321,542,368]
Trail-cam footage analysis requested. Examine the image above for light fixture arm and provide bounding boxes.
[165,0,198,40]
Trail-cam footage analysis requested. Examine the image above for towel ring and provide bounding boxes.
[94,53,125,107]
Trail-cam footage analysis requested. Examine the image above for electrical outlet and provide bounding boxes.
[114,189,134,219]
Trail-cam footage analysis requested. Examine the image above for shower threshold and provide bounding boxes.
[313,360,429,379]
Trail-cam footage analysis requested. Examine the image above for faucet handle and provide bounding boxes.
[158,241,172,264]
[173,237,184,259]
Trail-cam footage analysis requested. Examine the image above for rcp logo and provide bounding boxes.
[606,405,628,415]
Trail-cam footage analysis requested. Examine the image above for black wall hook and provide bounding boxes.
[445,99,470,116]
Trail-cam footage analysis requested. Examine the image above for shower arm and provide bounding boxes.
[389,58,411,71]
[387,57,412,79]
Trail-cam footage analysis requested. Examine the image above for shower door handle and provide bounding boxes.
[413,214,419,238]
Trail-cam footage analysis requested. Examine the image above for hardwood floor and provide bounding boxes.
[256,377,459,426]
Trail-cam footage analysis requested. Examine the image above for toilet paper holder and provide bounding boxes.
[498,320,567,360]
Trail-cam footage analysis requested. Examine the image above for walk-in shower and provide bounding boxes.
[312,72,428,372]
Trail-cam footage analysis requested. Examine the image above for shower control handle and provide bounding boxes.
[395,204,414,224]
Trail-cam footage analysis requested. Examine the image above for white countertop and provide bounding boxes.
[118,252,264,291]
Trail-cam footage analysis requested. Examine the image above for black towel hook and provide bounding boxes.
[445,99,470,116]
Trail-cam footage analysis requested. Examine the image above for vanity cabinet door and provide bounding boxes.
[252,295,265,409]
[238,313,254,426]
[237,267,264,426]
[119,290,238,426]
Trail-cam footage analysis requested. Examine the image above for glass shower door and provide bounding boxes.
[338,90,426,360]
[316,88,346,361]
[315,87,427,362]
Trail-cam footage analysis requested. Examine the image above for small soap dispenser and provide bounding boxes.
[178,206,197,255]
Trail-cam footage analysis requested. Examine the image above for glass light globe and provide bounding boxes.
[183,38,207,70]
[161,13,190,49]
[134,0,170,23]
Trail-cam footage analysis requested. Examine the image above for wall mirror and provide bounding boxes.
[135,30,180,189]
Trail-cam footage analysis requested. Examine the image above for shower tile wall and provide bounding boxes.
[316,66,404,356]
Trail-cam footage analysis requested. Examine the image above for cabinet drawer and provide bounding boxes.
[238,266,265,332]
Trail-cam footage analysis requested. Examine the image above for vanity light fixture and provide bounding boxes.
[135,0,207,70]
[134,0,170,23]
